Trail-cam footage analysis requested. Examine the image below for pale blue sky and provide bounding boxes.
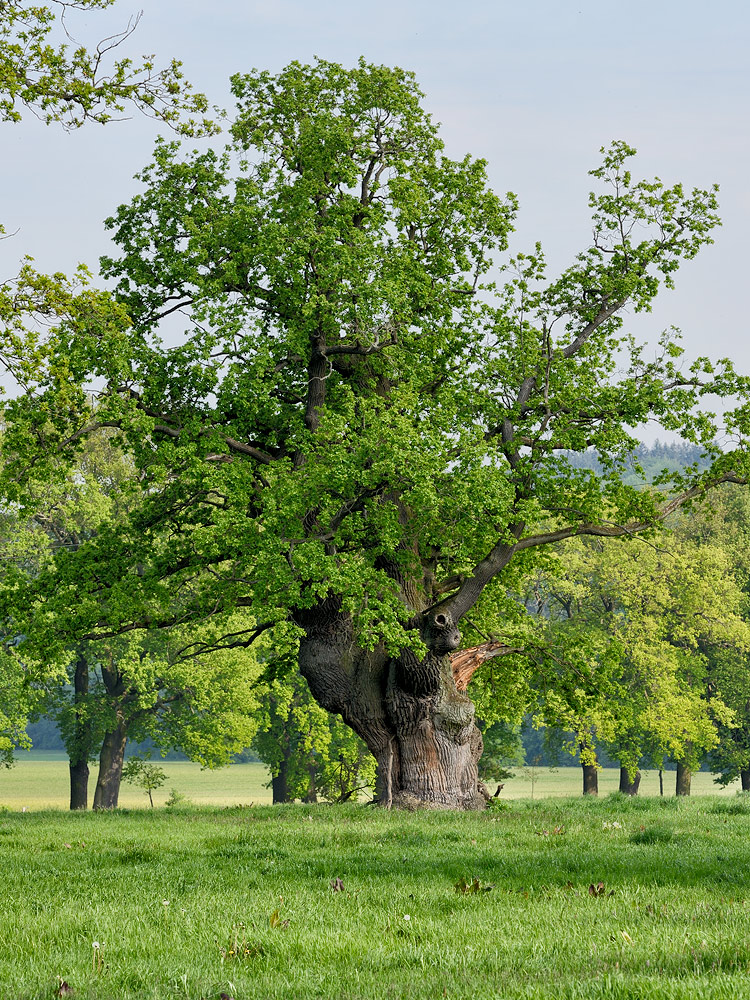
[2,0,748,430]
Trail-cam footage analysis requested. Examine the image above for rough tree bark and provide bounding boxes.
[619,767,641,796]
[675,761,692,796]
[302,763,318,803]
[271,752,291,804]
[68,651,92,811]
[92,716,127,809]
[296,599,489,810]
[582,760,599,796]
[69,757,90,812]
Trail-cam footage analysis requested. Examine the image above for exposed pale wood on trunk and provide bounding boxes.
[450,641,522,691]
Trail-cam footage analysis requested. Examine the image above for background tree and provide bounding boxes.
[3,60,750,809]
[121,756,166,807]
[671,486,750,791]
[0,1,211,130]
[78,620,263,810]
[0,455,63,765]
[1,432,264,807]
[520,533,748,795]
[252,652,376,804]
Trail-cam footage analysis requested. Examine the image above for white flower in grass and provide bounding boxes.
[92,942,100,950]
[162,899,170,906]
[403,914,411,921]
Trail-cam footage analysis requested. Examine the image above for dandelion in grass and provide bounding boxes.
[91,941,104,973]
[403,914,411,921]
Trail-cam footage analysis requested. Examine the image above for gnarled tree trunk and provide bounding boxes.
[619,767,641,796]
[296,599,487,810]
[92,717,128,809]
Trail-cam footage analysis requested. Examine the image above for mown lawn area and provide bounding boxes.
[3,796,750,999]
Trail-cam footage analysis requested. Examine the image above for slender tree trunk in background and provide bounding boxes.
[302,762,318,803]
[69,758,89,811]
[619,767,641,796]
[271,751,291,804]
[582,762,599,796]
[659,769,664,796]
[675,761,692,796]
[69,759,89,811]
[296,600,485,810]
[741,769,750,792]
[68,651,91,811]
[92,717,128,809]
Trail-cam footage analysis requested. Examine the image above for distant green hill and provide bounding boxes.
[564,441,711,485]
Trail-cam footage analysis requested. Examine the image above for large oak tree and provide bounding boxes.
[3,59,750,808]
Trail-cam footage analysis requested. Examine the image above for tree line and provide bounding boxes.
[4,438,750,807]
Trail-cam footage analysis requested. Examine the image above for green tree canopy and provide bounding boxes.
[522,533,749,777]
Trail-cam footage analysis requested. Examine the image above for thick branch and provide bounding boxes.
[441,470,746,623]
[561,297,625,359]
[515,472,747,552]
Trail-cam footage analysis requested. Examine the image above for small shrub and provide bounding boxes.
[485,797,509,813]
[218,923,264,963]
[122,758,167,807]
[165,788,191,809]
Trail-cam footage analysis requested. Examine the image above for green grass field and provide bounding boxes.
[1,756,741,811]
[3,792,750,998]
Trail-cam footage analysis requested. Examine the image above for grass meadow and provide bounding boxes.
[3,784,750,998]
